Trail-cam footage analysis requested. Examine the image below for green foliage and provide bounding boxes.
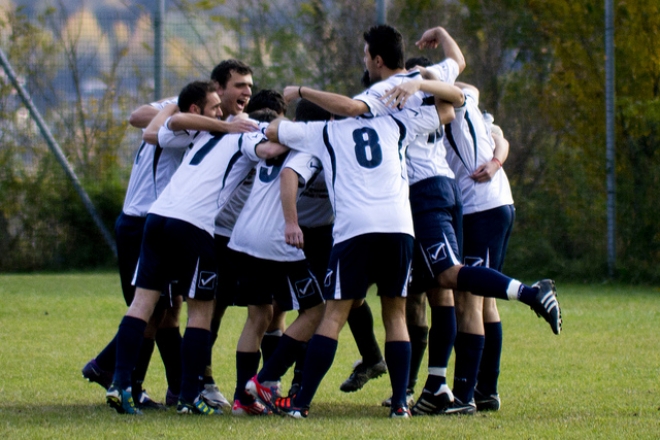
[0,6,126,271]
[0,1,658,282]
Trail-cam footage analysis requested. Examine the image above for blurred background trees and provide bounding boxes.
[0,0,657,283]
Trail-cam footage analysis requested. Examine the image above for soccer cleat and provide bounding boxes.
[411,384,454,416]
[339,359,388,392]
[231,399,272,416]
[474,389,501,412]
[106,385,142,415]
[530,279,562,335]
[389,406,412,418]
[440,397,477,415]
[82,359,113,390]
[177,395,222,415]
[288,382,301,398]
[381,389,415,408]
[134,389,167,410]
[201,383,231,410]
[245,375,281,414]
[274,396,309,419]
[165,388,178,407]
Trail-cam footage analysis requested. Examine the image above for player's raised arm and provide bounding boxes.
[380,79,464,109]
[143,103,179,145]
[283,86,368,117]
[416,26,466,73]
[167,113,258,133]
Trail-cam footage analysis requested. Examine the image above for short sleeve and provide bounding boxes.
[278,120,326,158]
[426,58,460,84]
[158,116,193,149]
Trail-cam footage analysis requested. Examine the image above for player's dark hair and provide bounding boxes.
[360,69,372,88]
[295,99,332,122]
[210,59,253,88]
[245,89,286,115]
[405,56,433,70]
[248,108,279,123]
[177,80,215,113]
[363,25,404,70]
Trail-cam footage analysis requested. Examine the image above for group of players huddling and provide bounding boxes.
[81,23,562,419]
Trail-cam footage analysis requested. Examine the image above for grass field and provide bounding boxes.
[0,273,658,439]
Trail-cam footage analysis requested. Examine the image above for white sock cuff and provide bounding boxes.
[506,280,522,300]
[428,367,447,377]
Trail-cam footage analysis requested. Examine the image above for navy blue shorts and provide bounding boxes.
[324,233,413,300]
[134,214,218,301]
[232,251,324,311]
[462,205,515,272]
[301,224,333,285]
[408,176,463,295]
[214,234,239,306]
[114,213,146,306]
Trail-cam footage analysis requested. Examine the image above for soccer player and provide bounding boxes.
[243,100,333,409]
[104,80,278,415]
[81,95,183,409]
[443,83,515,412]
[229,113,326,416]
[82,80,254,408]
[279,101,336,397]
[203,59,257,410]
[267,79,463,418]
[283,24,561,417]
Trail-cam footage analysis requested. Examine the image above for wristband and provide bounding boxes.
[492,157,503,168]
[298,86,303,99]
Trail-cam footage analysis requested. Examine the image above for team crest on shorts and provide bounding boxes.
[426,242,448,263]
[197,271,217,290]
[295,277,316,298]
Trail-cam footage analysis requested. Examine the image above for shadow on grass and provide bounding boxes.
[0,401,396,421]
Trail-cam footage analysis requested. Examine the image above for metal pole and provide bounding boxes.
[376,0,387,24]
[0,47,118,257]
[605,0,616,278]
[154,0,165,100]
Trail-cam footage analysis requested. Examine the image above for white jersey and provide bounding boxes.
[354,59,460,184]
[278,105,440,244]
[214,115,259,237]
[229,150,321,261]
[122,98,185,217]
[213,169,255,237]
[297,168,334,228]
[148,130,265,236]
[444,88,514,214]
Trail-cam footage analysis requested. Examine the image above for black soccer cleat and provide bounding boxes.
[411,384,454,416]
[474,388,501,412]
[440,397,476,416]
[82,359,113,390]
[530,279,562,335]
[339,359,387,392]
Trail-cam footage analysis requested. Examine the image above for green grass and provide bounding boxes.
[0,273,658,439]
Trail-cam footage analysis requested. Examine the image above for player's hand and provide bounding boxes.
[380,81,421,108]
[415,26,444,49]
[284,222,304,249]
[470,160,500,182]
[226,118,259,133]
[283,86,302,104]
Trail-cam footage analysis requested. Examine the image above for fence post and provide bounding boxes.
[0,47,118,258]
[154,0,165,100]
